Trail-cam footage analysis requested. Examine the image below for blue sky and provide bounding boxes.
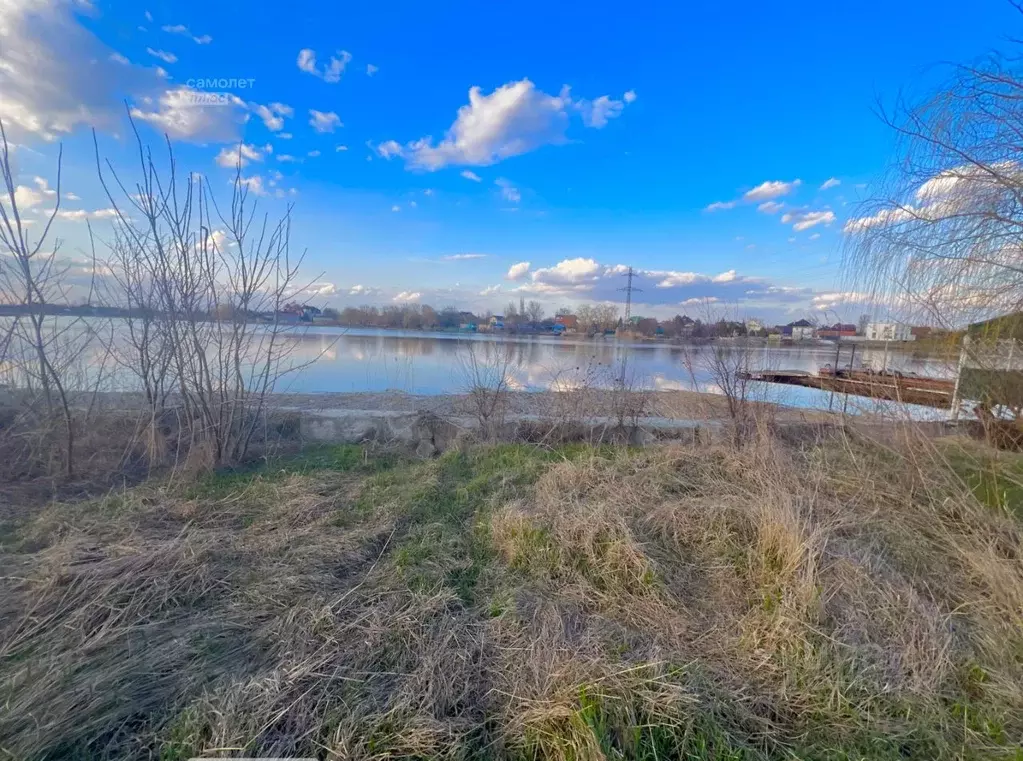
[2,0,1018,322]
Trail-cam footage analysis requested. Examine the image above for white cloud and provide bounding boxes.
[461,170,482,182]
[214,143,268,168]
[13,185,44,209]
[681,296,720,307]
[743,179,801,202]
[842,206,916,234]
[809,232,821,240]
[130,87,248,143]
[161,24,212,44]
[506,261,531,280]
[495,178,520,203]
[399,79,632,170]
[56,208,118,221]
[704,201,735,212]
[307,150,320,158]
[366,64,378,76]
[781,209,835,231]
[712,269,737,283]
[0,0,186,141]
[393,290,421,302]
[237,175,266,196]
[623,90,637,103]
[145,10,153,21]
[146,48,177,64]
[304,282,338,297]
[336,144,348,152]
[348,284,381,296]
[278,132,293,140]
[276,154,299,163]
[297,49,351,83]
[531,257,601,284]
[375,140,404,159]
[757,201,784,214]
[391,205,400,212]
[480,284,501,296]
[442,253,488,261]
[250,102,293,131]
[577,94,624,128]
[309,109,342,133]
[820,177,840,191]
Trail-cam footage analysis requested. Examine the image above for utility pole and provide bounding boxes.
[618,266,642,321]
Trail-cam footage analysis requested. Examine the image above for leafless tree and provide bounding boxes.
[844,24,1023,332]
[526,299,544,326]
[94,122,309,469]
[0,122,100,476]
[457,338,515,440]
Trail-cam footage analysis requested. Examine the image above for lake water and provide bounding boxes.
[3,322,955,415]
[270,327,953,414]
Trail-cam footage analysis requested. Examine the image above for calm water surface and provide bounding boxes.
[272,327,954,414]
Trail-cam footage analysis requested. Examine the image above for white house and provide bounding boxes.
[865,322,915,342]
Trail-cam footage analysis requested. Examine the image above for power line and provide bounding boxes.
[617,266,642,321]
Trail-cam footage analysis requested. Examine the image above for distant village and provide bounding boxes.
[271,300,939,344]
[0,299,940,344]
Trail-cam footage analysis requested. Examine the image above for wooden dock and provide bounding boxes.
[740,370,955,409]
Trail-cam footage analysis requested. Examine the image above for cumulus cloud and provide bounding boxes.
[250,102,293,131]
[214,143,270,168]
[757,201,784,214]
[297,49,351,83]
[130,88,249,143]
[309,109,342,133]
[336,144,348,152]
[531,257,602,284]
[480,284,501,296]
[349,284,380,296]
[366,64,379,76]
[375,140,404,159]
[577,94,625,128]
[820,177,840,190]
[506,261,531,280]
[704,201,735,212]
[623,90,637,103]
[392,79,632,170]
[0,0,210,141]
[237,175,266,196]
[460,170,482,182]
[393,290,421,302]
[781,209,835,231]
[743,179,801,202]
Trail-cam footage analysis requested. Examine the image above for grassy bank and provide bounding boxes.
[1,433,1022,760]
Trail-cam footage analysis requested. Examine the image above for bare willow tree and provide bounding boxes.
[844,24,1023,331]
[94,120,308,468]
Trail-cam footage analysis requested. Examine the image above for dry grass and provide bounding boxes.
[1,433,1022,759]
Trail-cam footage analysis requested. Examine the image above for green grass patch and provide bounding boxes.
[942,443,1023,519]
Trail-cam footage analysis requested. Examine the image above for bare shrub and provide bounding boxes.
[94,124,309,470]
[0,123,109,478]
[456,337,515,440]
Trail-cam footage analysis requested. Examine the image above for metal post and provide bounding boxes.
[829,339,840,411]
[950,336,969,422]
[844,343,855,415]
